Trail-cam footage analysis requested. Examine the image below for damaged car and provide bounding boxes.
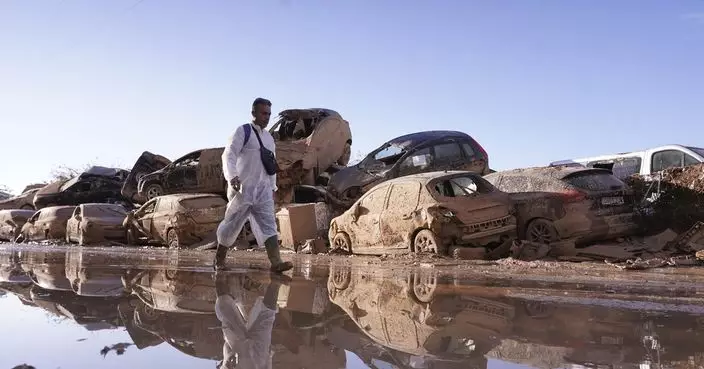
[328,171,516,256]
[484,166,638,245]
[134,108,352,204]
[33,167,129,210]
[0,187,42,210]
[324,130,489,208]
[65,203,128,245]
[121,151,172,204]
[0,210,35,242]
[17,206,76,242]
[123,193,226,248]
[136,148,226,201]
[269,108,352,203]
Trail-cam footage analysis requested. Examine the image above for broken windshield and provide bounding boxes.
[358,144,407,171]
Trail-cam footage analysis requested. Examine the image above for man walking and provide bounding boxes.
[214,97,293,273]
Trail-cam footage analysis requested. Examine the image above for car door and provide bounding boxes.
[136,200,157,238]
[351,185,390,249]
[380,181,422,248]
[150,198,171,240]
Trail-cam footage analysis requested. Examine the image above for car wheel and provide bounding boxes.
[410,270,437,303]
[126,228,137,245]
[332,232,352,254]
[167,229,180,249]
[20,204,34,210]
[525,218,559,244]
[329,264,351,291]
[413,229,440,254]
[145,183,164,200]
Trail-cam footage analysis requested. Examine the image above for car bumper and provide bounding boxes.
[460,224,517,242]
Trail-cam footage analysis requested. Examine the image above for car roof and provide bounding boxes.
[277,108,341,117]
[0,209,35,217]
[161,193,223,201]
[489,166,612,180]
[385,130,471,149]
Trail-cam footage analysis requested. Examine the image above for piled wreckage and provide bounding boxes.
[3,106,704,269]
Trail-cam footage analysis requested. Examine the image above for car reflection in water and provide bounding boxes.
[5,248,704,368]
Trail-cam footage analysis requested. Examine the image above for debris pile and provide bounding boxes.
[508,221,704,270]
[626,163,704,232]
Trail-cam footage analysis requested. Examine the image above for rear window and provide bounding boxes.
[565,172,625,192]
[432,175,495,198]
[48,207,75,218]
[179,197,225,209]
[84,205,127,217]
[686,146,704,158]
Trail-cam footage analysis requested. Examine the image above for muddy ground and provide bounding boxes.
[5,242,704,299]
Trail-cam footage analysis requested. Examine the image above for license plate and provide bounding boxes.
[601,196,624,206]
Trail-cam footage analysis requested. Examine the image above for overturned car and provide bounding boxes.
[123,193,226,248]
[328,171,516,256]
[320,130,489,209]
[132,108,352,206]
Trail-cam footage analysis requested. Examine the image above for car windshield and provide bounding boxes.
[686,146,704,159]
[565,171,625,192]
[83,205,127,217]
[179,197,225,209]
[358,144,408,171]
[58,177,79,192]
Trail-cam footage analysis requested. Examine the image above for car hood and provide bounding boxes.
[35,181,65,197]
[327,165,388,195]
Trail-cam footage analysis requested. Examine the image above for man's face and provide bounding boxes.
[252,104,272,127]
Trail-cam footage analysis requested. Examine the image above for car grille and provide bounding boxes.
[465,215,513,234]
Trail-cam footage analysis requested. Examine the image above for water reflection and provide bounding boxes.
[3,247,704,368]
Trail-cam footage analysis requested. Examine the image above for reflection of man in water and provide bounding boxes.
[215,272,288,369]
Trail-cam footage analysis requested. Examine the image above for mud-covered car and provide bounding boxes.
[484,166,639,245]
[328,171,516,256]
[324,130,489,208]
[121,151,172,204]
[0,209,35,241]
[0,188,41,210]
[136,148,226,201]
[17,206,76,242]
[269,108,352,203]
[123,193,226,248]
[33,167,129,210]
[65,203,128,245]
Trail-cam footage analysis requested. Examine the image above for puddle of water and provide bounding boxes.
[2,244,704,369]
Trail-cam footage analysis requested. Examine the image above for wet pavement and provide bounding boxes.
[3,244,704,368]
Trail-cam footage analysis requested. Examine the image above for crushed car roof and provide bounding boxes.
[488,166,613,180]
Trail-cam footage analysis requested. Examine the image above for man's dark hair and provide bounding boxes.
[252,97,272,111]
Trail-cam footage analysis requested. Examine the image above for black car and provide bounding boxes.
[326,130,490,206]
[33,167,130,210]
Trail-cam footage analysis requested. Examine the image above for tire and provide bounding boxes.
[525,218,559,244]
[331,232,352,254]
[167,229,180,249]
[410,270,437,303]
[413,229,441,254]
[145,183,164,200]
[126,228,137,245]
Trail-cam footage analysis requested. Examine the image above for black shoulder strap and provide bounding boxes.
[250,125,265,148]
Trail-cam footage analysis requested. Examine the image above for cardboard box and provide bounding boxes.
[276,203,317,249]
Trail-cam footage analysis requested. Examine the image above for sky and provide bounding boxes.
[1,0,704,194]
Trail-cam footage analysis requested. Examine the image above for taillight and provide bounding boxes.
[560,190,586,203]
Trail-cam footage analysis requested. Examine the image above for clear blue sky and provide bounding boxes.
[1,0,703,194]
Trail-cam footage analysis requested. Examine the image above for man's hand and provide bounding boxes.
[230,177,241,191]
